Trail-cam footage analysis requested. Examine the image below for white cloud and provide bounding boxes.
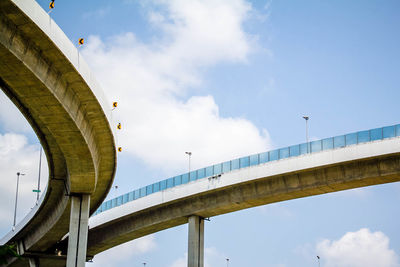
[0,93,32,133]
[91,235,157,267]
[316,228,400,267]
[0,133,47,236]
[82,0,270,174]
[169,247,228,267]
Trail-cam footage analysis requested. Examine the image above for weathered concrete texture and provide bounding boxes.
[0,0,116,264]
[66,195,90,267]
[87,154,400,256]
[188,216,204,267]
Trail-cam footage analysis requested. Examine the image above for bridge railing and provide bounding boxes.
[93,124,400,216]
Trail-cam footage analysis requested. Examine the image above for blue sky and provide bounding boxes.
[1,0,400,266]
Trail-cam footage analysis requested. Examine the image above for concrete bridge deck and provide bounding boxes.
[86,126,400,257]
[0,0,116,266]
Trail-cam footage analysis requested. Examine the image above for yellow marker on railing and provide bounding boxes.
[117,123,122,130]
[118,147,122,152]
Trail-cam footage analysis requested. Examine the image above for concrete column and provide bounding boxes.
[188,215,204,267]
[28,258,39,267]
[66,194,90,267]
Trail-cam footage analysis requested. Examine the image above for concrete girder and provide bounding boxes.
[0,0,116,265]
[87,151,400,256]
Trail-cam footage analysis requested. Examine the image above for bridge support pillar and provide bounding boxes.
[188,215,204,267]
[66,194,90,267]
[28,258,39,267]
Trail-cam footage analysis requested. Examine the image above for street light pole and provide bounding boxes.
[36,147,42,204]
[317,255,320,267]
[13,172,25,230]
[226,258,229,267]
[185,152,192,178]
[302,116,310,152]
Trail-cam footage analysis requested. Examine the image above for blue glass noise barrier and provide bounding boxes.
[93,124,400,216]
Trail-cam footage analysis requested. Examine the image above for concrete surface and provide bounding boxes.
[86,137,400,256]
[0,0,116,265]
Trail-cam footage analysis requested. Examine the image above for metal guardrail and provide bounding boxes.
[93,124,400,216]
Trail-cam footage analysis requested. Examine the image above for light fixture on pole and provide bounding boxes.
[317,255,320,267]
[142,263,146,267]
[226,258,229,267]
[302,116,310,152]
[13,172,25,230]
[185,152,192,179]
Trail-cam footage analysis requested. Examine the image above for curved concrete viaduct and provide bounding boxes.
[86,137,400,259]
[0,0,116,266]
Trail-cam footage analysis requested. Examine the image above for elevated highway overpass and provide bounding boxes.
[86,124,400,266]
[0,0,116,266]
[1,1,399,267]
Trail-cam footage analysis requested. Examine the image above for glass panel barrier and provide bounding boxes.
[357,130,370,143]
[189,171,197,181]
[322,138,333,150]
[222,161,231,172]
[167,178,174,188]
[231,159,240,170]
[174,175,182,186]
[289,145,300,157]
[197,168,206,179]
[213,164,222,175]
[311,140,322,153]
[345,133,357,145]
[134,189,140,200]
[270,150,279,161]
[259,152,269,163]
[383,126,395,139]
[205,166,213,177]
[299,143,308,154]
[181,173,189,184]
[153,182,160,193]
[94,124,400,216]
[250,154,259,166]
[123,193,129,203]
[396,125,400,136]
[240,156,250,168]
[140,187,146,197]
[279,147,289,159]
[370,128,382,141]
[334,135,345,148]
[160,180,167,190]
[146,185,152,194]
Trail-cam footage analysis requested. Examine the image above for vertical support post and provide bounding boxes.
[188,215,204,267]
[66,194,90,267]
[28,258,39,267]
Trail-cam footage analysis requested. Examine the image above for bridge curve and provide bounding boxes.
[86,125,400,256]
[0,0,116,264]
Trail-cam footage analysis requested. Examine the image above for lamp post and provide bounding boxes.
[185,152,192,179]
[13,172,25,230]
[302,116,310,152]
[317,255,320,267]
[142,262,146,267]
[226,258,229,267]
[35,147,42,204]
